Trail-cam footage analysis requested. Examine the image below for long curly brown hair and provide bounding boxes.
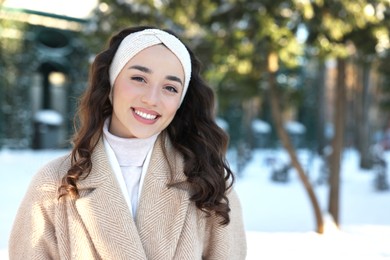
[59,26,234,225]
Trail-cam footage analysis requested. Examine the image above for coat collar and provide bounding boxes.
[75,139,147,259]
[135,135,192,258]
[75,134,190,259]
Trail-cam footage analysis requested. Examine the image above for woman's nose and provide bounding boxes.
[141,86,159,105]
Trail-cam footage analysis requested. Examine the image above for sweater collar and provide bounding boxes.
[102,118,158,167]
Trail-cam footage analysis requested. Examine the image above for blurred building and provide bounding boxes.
[0,1,96,149]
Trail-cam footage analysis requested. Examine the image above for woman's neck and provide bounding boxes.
[102,118,158,167]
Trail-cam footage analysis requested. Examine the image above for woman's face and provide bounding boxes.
[110,44,185,138]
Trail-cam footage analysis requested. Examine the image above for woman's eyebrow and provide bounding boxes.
[129,64,183,86]
[129,65,151,73]
[166,75,183,86]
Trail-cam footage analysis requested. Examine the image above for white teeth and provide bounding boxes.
[134,110,157,120]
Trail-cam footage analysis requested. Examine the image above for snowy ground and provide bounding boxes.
[1,147,390,259]
[234,148,390,259]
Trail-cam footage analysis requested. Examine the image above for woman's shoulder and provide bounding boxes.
[227,187,243,214]
[30,153,72,190]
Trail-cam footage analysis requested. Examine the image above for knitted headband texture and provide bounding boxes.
[109,29,192,104]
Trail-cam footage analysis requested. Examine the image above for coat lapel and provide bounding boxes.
[136,136,191,259]
[75,140,147,259]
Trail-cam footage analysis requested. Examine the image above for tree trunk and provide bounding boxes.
[350,62,360,154]
[268,52,324,234]
[359,61,372,169]
[328,58,347,226]
[316,61,327,155]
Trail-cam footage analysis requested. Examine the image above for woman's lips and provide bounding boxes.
[132,108,160,124]
[134,109,157,120]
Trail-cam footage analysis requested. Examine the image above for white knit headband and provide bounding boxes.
[109,29,192,104]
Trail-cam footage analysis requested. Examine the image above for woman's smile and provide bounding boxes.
[132,107,159,122]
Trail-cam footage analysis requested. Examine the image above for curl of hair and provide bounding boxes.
[166,46,234,225]
[58,26,234,225]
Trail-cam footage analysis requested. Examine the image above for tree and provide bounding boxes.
[301,0,390,225]
[268,52,324,233]
[207,0,324,233]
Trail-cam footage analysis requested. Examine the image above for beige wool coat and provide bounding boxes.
[9,136,247,260]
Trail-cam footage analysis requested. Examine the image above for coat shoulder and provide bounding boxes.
[8,154,71,260]
[30,153,72,193]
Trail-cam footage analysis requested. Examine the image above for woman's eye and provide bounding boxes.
[131,76,146,83]
[165,86,178,93]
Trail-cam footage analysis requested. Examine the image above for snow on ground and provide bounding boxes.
[234,148,390,259]
[1,147,390,259]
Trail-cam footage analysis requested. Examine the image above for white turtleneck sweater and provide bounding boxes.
[102,118,158,217]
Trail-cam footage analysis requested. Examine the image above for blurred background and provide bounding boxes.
[1,0,390,258]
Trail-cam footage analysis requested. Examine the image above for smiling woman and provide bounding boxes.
[8,26,247,259]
